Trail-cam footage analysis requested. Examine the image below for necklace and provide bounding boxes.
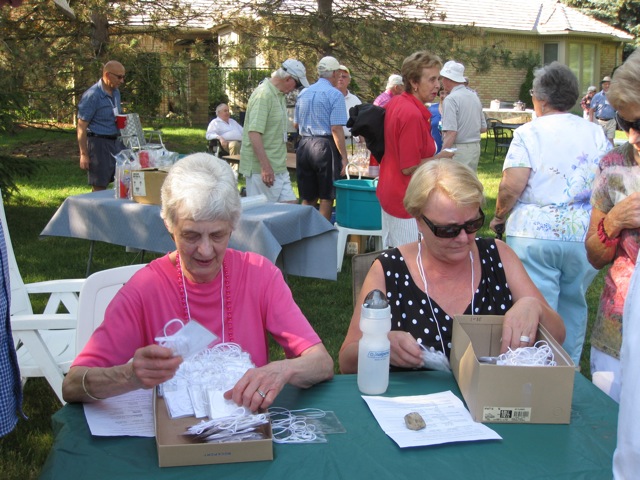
[175,252,233,343]
[416,240,475,354]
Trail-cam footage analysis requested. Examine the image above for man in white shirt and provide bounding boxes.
[205,103,244,155]
[337,65,362,140]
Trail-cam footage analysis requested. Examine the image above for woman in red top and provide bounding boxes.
[377,51,454,248]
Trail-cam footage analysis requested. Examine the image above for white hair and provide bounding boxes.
[161,153,241,233]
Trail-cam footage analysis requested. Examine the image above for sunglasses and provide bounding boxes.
[616,112,640,133]
[421,209,485,238]
[281,65,302,88]
[108,72,125,80]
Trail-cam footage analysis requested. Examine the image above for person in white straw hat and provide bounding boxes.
[239,59,309,203]
[294,56,349,220]
[440,60,487,173]
[373,74,404,107]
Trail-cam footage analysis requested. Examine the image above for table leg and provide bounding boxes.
[86,240,95,277]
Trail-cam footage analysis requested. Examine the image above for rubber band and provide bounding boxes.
[497,341,556,366]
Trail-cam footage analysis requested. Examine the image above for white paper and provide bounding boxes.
[362,390,502,448]
[83,389,155,437]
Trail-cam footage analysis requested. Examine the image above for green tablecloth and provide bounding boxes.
[41,371,617,479]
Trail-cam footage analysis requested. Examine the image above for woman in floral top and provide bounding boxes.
[585,53,640,404]
[490,62,611,366]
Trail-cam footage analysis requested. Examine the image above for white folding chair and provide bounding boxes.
[75,264,146,354]
[2,193,84,404]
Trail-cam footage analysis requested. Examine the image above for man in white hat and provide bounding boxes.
[294,56,349,221]
[336,65,362,139]
[589,75,616,145]
[239,59,309,203]
[373,74,404,107]
[440,60,487,173]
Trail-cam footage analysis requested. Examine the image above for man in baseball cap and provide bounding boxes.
[440,60,487,173]
[281,58,310,88]
[294,56,349,220]
[239,59,310,202]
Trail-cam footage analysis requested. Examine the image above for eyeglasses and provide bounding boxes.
[108,72,125,80]
[616,112,640,133]
[281,65,302,88]
[421,209,485,238]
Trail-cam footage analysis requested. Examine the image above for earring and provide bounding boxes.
[418,232,423,243]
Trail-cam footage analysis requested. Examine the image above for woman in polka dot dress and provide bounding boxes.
[339,160,564,372]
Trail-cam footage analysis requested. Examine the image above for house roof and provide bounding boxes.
[128,0,633,42]
[425,0,633,40]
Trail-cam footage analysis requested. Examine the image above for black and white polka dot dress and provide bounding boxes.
[378,238,513,360]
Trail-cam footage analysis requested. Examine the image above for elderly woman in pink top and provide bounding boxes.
[62,154,333,410]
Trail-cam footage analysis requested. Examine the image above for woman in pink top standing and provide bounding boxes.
[62,154,333,410]
[377,51,453,248]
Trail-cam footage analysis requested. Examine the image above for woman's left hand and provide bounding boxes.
[500,297,543,353]
[223,365,286,412]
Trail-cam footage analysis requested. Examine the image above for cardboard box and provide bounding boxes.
[346,235,362,255]
[450,315,575,424]
[131,168,169,205]
[154,392,273,467]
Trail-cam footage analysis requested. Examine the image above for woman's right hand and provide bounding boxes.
[131,344,183,389]
[607,192,640,237]
[389,331,424,369]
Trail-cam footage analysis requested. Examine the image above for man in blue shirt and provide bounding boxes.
[589,75,616,146]
[294,56,348,221]
[77,60,126,191]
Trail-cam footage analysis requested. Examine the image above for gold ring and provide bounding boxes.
[256,389,266,398]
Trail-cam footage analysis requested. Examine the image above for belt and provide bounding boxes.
[87,132,119,140]
[597,117,613,121]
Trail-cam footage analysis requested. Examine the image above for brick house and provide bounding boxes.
[131,0,633,125]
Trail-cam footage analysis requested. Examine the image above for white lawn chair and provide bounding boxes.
[2,193,84,404]
[119,113,164,151]
[75,264,146,354]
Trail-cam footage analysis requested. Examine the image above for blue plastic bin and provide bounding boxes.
[333,178,381,230]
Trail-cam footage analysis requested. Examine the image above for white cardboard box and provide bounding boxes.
[450,315,575,424]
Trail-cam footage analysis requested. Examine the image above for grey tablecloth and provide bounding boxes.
[40,191,337,280]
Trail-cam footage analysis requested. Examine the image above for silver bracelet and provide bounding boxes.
[82,368,105,401]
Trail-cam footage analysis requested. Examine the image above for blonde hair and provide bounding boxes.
[608,49,640,111]
[404,160,484,217]
[401,51,442,94]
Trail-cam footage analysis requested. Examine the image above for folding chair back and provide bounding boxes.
[120,113,165,151]
[75,264,146,353]
[351,250,385,308]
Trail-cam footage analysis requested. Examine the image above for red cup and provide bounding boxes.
[139,151,150,168]
[116,114,127,129]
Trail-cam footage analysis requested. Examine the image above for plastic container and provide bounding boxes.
[334,178,381,230]
[358,289,391,395]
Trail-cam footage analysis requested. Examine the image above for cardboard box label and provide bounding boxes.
[131,171,147,196]
[483,407,531,423]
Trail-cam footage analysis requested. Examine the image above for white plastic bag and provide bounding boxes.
[613,254,640,479]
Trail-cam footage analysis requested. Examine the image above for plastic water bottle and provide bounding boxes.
[357,289,391,395]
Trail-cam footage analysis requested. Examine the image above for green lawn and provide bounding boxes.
[0,126,607,479]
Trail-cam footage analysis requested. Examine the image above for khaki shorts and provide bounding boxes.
[245,172,297,203]
[598,118,616,140]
